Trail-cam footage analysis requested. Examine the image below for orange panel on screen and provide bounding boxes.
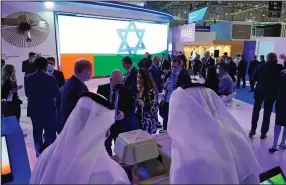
[60,54,95,79]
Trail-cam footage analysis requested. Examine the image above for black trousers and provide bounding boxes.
[251,97,275,135]
[249,75,255,91]
[236,74,246,88]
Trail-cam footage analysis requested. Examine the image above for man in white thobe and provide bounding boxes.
[167,83,262,184]
[30,92,130,184]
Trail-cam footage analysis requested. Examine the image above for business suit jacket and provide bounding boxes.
[97,83,139,133]
[200,57,215,78]
[149,64,163,92]
[22,59,36,75]
[237,58,248,76]
[163,68,191,88]
[161,59,170,71]
[52,70,65,88]
[248,60,259,76]
[58,75,89,132]
[253,62,284,100]
[124,67,138,97]
[24,71,60,121]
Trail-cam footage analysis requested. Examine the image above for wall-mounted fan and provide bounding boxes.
[1,12,50,48]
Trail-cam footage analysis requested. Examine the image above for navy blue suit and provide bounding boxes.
[58,75,89,133]
[149,64,163,92]
[24,70,60,157]
[123,67,138,98]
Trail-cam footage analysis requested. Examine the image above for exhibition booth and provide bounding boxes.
[1,1,173,96]
[183,40,244,60]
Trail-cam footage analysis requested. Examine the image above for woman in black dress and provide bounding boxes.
[1,64,23,121]
[269,70,286,153]
[135,68,159,134]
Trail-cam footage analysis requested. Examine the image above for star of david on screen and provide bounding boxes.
[56,14,169,78]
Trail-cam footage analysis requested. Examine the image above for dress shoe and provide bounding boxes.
[260,134,267,139]
[157,124,163,129]
[249,130,256,138]
[278,143,286,149]
[268,148,278,154]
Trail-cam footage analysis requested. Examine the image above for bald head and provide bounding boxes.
[153,56,161,65]
[110,70,124,88]
[204,51,210,58]
[267,52,278,63]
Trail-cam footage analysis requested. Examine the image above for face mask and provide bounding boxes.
[216,69,220,74]
[47,64,54,72]
[31,58,35,62]
[84,76,91,82]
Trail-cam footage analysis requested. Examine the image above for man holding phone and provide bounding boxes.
[97,70,140,156]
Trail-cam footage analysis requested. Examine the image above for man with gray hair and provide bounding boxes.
[58,59,92,133]
[97,69,140,156]
[250,52,284,139]
[149,56,163,92]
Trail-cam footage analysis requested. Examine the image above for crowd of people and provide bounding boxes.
[1,49,286,184]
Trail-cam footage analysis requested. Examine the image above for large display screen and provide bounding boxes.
[56,14,169,78]
[232,24,252,40]
[1,136,14,184]
[188,7,208,24]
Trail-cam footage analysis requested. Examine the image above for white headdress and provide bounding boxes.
[168,86,262,184]
[30,92,130,184]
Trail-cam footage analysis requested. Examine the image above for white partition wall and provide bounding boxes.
[255,38,286,65]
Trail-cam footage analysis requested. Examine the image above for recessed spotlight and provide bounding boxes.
[226,13,228,15]
[217,15,220,17]
[253,17,256,19]
[45,1,54,9]
[250,13,252,16]
[263,14,265,16]
[184,11,187,13]
[239,9,241,11]
[178,14,181,16]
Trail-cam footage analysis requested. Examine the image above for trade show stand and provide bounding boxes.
[1,116,31,184]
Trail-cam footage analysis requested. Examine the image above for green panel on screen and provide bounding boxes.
[93,50,168,77]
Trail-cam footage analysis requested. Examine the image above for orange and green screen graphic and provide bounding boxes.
[60,51,167,79]
[261,173,286,184]
[2,137,12,175]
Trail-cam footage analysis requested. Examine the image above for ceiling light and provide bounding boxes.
[45,2,54,9]
[225,13,228,15]
[253,17,256,19]
[263,14,265,16]
[250,13,252,16]
[239,9,241,11]
[184,11,187,13]
[178,14,181,16]
[217,15,220,17]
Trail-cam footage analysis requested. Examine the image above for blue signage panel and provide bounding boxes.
[188,7,208,23]
[195,26,210,32]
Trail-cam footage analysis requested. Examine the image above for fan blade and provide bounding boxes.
[18,15,29,24]
[1,18,18,26]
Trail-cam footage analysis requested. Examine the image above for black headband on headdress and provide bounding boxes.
[181,82,206,89]
[80,92,114,110]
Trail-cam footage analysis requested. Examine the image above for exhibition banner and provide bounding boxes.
[57,15,168,78]
[188,7,208,24]
[172,24,195,51]
[195,26,210,32]
[210,22,232,40]
[243,41,256,63]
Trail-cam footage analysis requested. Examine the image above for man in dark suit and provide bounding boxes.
[226,57,237,82]
[97,70,139,156]
[1,59,5,68]
[122,56,138,97]
[160,54,170,71]
[250,53,284,139]
[200,51,215,78]
[58,59,92,133]
[236,54,248,88]
[24,57,60,158]
[149,56,163,92]
[47,57,65,88]
[22,52,36,76]
[248,55,260,92]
